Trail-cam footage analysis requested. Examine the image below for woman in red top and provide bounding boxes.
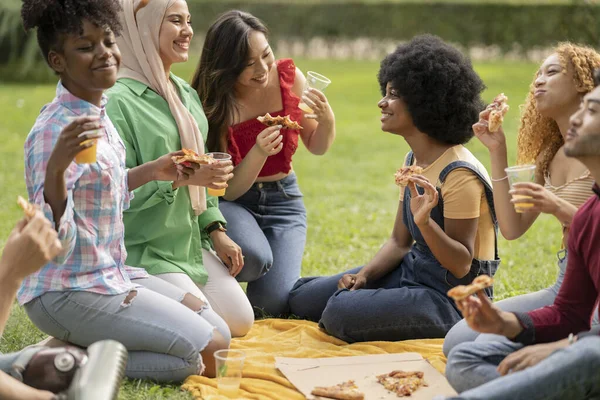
[192,10,336,316]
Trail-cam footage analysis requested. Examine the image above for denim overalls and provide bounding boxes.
[289,152,500,343]
[402,152,500,301]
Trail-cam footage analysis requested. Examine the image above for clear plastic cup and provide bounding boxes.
[70,110,101,164]
[298,71,331,114]
[206,152,232,197]
[214,349,245,398]
[505,165,536,212]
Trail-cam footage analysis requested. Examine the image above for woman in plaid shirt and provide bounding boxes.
[17,0,229,382]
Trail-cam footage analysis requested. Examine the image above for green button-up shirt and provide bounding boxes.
[105,74,225,284]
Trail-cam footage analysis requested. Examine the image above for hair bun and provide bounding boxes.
[21,0,58,31]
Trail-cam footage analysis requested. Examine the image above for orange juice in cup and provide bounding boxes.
[75,139,98,164]
[298,71,331,114]
[505,165,536,213]
[206,152,232,197]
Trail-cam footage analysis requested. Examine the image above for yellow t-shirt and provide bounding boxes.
[399,145,495,261]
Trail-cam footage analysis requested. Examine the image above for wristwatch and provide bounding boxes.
[206,222,227,235]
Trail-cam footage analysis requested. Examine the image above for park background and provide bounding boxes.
[0,0,599,398]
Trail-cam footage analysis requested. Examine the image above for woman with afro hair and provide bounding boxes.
[444,43,600,356]
[289,35,499,342]
[12,0,229,385]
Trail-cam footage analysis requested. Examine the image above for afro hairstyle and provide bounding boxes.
[378,34,486,145]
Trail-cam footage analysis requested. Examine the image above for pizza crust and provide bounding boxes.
[311,380,365,400]
[394,165,424,187]
[17,196,37,219]
[486,93,509,132]
[257,113,303,130]
[447,275,494,301]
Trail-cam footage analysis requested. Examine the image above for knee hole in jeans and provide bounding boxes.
[181,293,208,313]
[120,290,138,308]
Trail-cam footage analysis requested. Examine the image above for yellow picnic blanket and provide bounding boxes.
[182,319,447,400]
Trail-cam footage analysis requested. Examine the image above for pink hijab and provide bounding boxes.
[117,0,206,215]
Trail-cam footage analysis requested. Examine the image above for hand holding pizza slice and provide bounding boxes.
[171,148,216,168]
[394,165,424,187]
[486,93,509,132]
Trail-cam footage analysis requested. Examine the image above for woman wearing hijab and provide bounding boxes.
[106,0,254,337]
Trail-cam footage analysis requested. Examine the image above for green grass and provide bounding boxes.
[0,58,561,398]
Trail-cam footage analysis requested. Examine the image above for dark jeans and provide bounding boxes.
[288,251,462,343]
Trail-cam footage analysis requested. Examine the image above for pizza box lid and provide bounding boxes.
[275,353,457,399]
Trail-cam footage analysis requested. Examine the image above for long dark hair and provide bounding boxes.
[191,10,268,152]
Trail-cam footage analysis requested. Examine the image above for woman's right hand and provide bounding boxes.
[338,273,367,291]
[179,160,234,189]
[254,125,283,157]
[47,116,103,175]
[472,109,507,152]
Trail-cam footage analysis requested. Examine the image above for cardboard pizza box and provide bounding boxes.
[275,353,457,399]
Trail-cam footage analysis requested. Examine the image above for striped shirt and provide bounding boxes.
[545,171,595,209]
[18,82,148,305]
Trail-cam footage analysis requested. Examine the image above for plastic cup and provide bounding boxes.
[75,139,98,164]
[69,111,101,164]
[214,349,245,398]
[505,164,536,213]
[206,152,232,197]
[298,71,331,114]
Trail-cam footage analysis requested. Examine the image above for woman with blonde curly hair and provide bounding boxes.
[443,43,600,355]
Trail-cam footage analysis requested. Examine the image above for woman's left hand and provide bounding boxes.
[408,175,439,226]
[509,182,560,215]
[302,88,334,124]
[210,230,244,277]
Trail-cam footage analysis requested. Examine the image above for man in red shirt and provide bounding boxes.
[442,70,600,400]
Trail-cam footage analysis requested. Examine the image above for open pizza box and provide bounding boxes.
[275,353,457,399]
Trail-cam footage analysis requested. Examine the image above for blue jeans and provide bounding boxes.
[220,173,307,316]
[23,275,230,382]
[443,252,600,356]
[288,252,462,343]
[443,336,600,399]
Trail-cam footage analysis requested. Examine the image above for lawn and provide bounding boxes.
[0,57,561,399]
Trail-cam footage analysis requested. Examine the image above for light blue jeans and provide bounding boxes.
[220,173,307,316]
[443,336,600,399]
[443,251,600,356]
[21,275,230,382]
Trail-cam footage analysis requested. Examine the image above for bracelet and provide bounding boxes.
[568,332,576,345]
[491,175,508,182]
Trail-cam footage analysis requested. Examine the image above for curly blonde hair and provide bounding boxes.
[517,43,600,180]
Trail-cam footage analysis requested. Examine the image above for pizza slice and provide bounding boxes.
[257,113,303,130]
[447,274,494,301]
[17,196,37,220]
[311,380,365,400]
[394,165,424,187]
[171,148,215,167]
[376,370,427,397]
[486,93,509,132]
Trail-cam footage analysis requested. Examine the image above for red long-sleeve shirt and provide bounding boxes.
[515,184,600,344]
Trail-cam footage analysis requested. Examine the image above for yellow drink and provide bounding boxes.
[208,187,226,197]
[75,140,97,164]
[298,102,314,113]
[218,378,240,397]
[513,195,534,212]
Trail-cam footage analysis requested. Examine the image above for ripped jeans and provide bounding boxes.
[23,275,230,382]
